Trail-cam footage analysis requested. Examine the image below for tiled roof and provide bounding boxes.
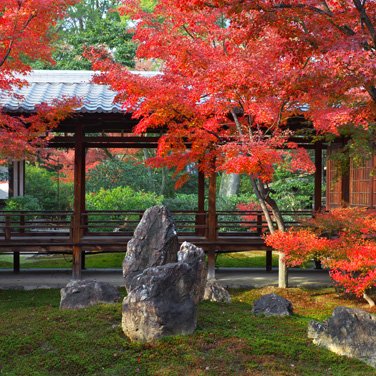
[0,70,157,113]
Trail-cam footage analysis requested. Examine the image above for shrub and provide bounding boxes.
[5,195,42,211]
[266,208,376,306]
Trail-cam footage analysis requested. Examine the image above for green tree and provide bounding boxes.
[86,156,197,197]
[33,0,135,69]
[24,164,73,211]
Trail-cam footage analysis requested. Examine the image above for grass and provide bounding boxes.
[0,251,281,270]
[0,287,375,375]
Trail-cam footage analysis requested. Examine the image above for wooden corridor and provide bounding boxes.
[0,209,313,275]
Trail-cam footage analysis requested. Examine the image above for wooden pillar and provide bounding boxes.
[13,252,20,273]
[9,160,25,198]
[341,139,350,207]
[72,127,85,280]
[81,251,86,270]
[196,171,205,236]
[198,171,205,212]
[9,161,24,273]
[266,249,272,272]
[314,142,323,212]
[207,172,217,280]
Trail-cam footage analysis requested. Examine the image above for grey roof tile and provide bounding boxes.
[0,70,158,113]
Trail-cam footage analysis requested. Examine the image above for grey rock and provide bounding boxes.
[308,306,376,368]
[60,280,120,309]
[204,280,231,303]
[123,205,179,292]
[122,242,206,342]
[252,293,293,316]
[178,241,207,304]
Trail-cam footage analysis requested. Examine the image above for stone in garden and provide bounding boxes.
[252,293,293,316]
[122,242,207,342]
[203,280,231,303]
[308,306,376,368]
[123,205,179,292]
[60,280,120,309]
[178,241,207,304]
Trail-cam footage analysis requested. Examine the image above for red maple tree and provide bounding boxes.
[88,0,375,287]
[0,0,78,161]
[266,208,376,306]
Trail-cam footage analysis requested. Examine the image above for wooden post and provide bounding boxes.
[196,171,205,236]
[341,139,350,207]
[8,163,14,198]
[4,215,11,240]
[266,249,272,272]
[314,142,322,212]
[72,127,86,280]
[207,172,217,280]
[13,252,20,273]
[12,214,25,273]
[81,251,86,270]
[257,213,262,236]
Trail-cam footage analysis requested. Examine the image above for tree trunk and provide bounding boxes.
[250,176,288,288]
[363,292,375,307]
[219,173,240,198]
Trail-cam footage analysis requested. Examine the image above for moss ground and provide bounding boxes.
[0,251,281,270]
[0,287,375,375]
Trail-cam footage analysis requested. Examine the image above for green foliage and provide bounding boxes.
[240,167,315,211]
[85,186,164,232]
[163,194,198,211]
[24,164,73,211]
[86,186,163,211]
[87,158,163,194]
[329,123,376,169]
[269,168,315,211]
[0,166,8,181]
[4,195,42,211]
[32,0,136,70]
[86,156,197,197]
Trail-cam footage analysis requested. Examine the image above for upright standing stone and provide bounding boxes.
[123,205,179,292]
[122,242,207,342]
[178,241,207,304]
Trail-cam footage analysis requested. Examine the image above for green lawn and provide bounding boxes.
[0,251,281,270]
[0,287,375,375]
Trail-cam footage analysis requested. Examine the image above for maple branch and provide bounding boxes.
[269,2,356,38]
[275,101,287,128]
[182,25,196,40]
[353,0,376,48]
[0,9,37,67]
[230,109,243,136]
[365,85,376,103]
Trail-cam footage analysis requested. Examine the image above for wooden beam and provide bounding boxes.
[196,171,206,236]
[207,172,217,280]
[72,126,86,280]
[198,171,205,212]
[314,142,323,212]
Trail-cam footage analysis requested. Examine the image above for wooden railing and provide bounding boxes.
[0,211,73,239]
[0,209,313,240]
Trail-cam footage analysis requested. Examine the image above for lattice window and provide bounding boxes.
[350,158,373,207]
[326,157,342,208]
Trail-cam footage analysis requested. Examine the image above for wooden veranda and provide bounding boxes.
[0,112,323,279]
[0,71,328,279]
